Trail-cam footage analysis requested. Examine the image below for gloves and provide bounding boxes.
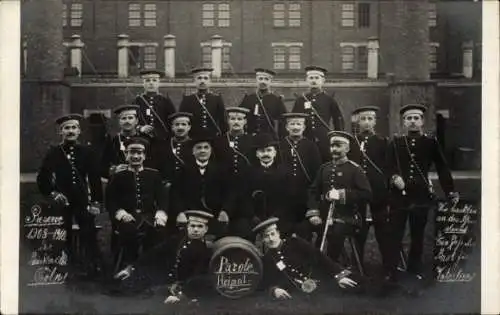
[272,287,292,300]
[87,202,101,215]
[326,188,340,201]
[309,216,322,226]
[115,209,135,223]
[51,191,69,206]
[391,175,405,190]
[164,295,181,304]
[218,210,229,223]
[139,125,154,135]
[154,210,168,227]
[176,212,188,225]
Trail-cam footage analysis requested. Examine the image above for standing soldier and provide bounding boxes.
[253,217,359,301]
[280,113,322,233]
[387,104,459,281]
[134,69,176,141]
[101,104,152,179]
[114,210,214,304]
[349,106,391,275]
[239,68,287,138]
[292,66,345,162]
[106,137,169,271]
[299,131,372,263]
[179,67,227,138]
[173,136,230,237]
[214,107,255,238]
[247,133,290,235]
[36,114,103,276]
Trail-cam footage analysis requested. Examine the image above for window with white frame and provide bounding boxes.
[341,43,368,72]
[429,43,439,72]
[128,43,158,73]
[202,2,230,27]
[273,2,301,27]
[63,2,83,27]
[272,43,302,70]
[128,3,157,27]
[341,3,355,27]
[428,2,437,27]
[201,41,232,71]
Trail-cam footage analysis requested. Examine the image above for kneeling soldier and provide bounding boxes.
[254,217,358,300]
[115,210,214,304]
[106,137,169,269]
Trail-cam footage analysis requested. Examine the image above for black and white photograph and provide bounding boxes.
[1,0,499,314]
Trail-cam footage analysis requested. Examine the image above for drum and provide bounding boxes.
[209,236,263,299]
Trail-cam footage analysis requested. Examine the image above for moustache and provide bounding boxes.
[66,133,76,137]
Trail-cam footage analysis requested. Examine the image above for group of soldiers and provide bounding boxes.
[36,65,460,303]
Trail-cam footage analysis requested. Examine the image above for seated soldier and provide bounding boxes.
[105,137,169,270]
[253,217,359,300]
[114,210,214,304]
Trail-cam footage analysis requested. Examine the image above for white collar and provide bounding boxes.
[196,160,209,168]
[260,160,274,168]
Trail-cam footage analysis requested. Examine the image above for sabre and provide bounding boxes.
[319,201,335,253]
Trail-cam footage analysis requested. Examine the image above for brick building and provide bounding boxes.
[21,0,482,172]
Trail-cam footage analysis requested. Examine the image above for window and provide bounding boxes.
[341,3,355,27]
[63,3,83,27]
[273,2,301,27]
[200,41,232,71]
[358,3,370,28]
[202,2,230,27]
[128,3,157,27]
[128,44,158,74]
[272,43,302,70]
[429,43,439,72]
[341,43,368,72]
[428,2,437,27]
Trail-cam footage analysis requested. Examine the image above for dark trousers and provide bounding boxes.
[116,219,165,266]
[389,207,430,274]
[62,204,102,273]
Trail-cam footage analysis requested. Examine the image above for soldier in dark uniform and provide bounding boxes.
[279,113,322,232]
[292,66,345,162]
[105,137,169,270]
[213,107,255,239]
[239,68,287,139]
[387,104,459,280]
[156,112,194,184]
[36,114,103,274]
[347,106,393,276]
[134,69,176,141]
[173,136,230,237]
[253,217,359,300]
[114,210,214,304]
[298,131,372,263]
[179,67,227,138]
[247,133,290,235]
[101,105,154,179]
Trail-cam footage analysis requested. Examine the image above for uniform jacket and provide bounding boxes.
[307,159,372,219]
[37,142,103,206]
[387,133,454,207]
[156,136,194,184]
[134,93,176,141]
[105,167,169,223]
[179,92,227,138]
[239,91,287,138]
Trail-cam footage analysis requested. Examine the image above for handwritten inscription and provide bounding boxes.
[434,202,478,283]
[23,204,68,287]
[215,256,258,292]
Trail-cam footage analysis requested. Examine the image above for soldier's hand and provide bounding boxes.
[309,216,322,226]
[391,175,405,190]
[155,210,168,227]
[51,191,68,205]
[115,164,128,173]
[114,265,133,280]
[87,202,101,215]
[273,288,292,300]
[139,125,154,135]
[326,188,340,201]
[338,276,358,288]
[449,192,460,205]
[116,209,135,223]
[218,210,229,223]
[164,295,181,304]
[176,212,188,225]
